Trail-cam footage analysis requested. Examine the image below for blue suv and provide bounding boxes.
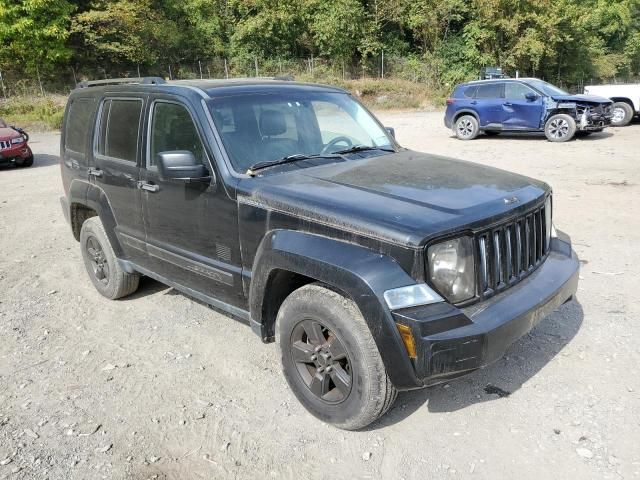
[444,78,613,142]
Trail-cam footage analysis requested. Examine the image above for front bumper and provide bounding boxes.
[392,233,579,387]
[0,144,32,163]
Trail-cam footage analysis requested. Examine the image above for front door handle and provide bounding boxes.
[138,181,159,193]
[470,101,477,105]
[88,167,103,178]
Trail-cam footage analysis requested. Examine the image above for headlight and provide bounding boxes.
[428,236,475,303]
[544,196,552,249]
[10,136,25,144]
[383,284,442,310]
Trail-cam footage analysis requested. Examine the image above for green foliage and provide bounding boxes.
[1,0,639,91]
[0,95,67,130]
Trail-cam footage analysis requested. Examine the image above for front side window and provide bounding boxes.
[96,98,142,162]
[505,83,536,100]
[207,92,393,173]
[476,83,504,99]
[149,102,206,167]
[526,79,568,96]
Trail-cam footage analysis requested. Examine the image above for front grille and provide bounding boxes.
[476,202,550,300]
[0,140,10,150]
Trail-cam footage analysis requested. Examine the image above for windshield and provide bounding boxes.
[526,79,568,96]
[207,91,393,173]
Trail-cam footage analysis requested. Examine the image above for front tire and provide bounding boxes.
[276,283,397,430]
[16,155,33,167]
[80,217,140,299]
[544,114,576,142]
[454,115,479,140]
[611,102,634,127]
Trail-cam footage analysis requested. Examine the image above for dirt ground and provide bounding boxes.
[0,111,639,480]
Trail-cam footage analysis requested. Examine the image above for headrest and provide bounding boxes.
[259,109,286,137]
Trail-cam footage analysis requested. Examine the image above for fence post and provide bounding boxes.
[168,64,173,80]
[224,58,229,79]
[0,70,6,98]
[381,51,384,79]
[36,65,44,96]
[137,64,141,78]
[255,58,259,77]
[199,60,203,79]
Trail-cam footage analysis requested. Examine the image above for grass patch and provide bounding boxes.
[0,95,67,131]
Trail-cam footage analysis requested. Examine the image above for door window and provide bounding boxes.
[96,98,143,162]
[505,83,537,100]
[149,102,206,167]
[65,98,96,155]
[476,83,504,99]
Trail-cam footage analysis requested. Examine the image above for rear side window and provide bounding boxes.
[452,85,477,98]
[96,98,143,162]
[476,83,504,99]
[65,98,96,154]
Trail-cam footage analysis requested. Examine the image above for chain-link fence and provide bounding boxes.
[0,55,446,98]
[1,55,638,98]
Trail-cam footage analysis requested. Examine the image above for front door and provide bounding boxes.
[91,96,146,264]
[139,98,244,308]
[502,82,544,129]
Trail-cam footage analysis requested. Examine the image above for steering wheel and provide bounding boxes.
[321,136,353,155]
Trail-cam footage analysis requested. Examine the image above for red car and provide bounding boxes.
[0,118,33,167]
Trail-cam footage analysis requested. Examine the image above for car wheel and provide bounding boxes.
[454,115,479,140]
[17,155,33,167]
[611,102,633,127]
[276,283,397,430]
[544,114,576,142]
[80,217,140,299]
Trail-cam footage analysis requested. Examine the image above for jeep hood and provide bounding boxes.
[239,150,549,247]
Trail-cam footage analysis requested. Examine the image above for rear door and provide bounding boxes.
[502,82,544,129]
[474,83,505,127]
[90,95,146,264]
[61,97,97,187]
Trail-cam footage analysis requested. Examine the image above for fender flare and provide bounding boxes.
[452,108,480,125]
[249,230,423,389]
[67,179,124,257]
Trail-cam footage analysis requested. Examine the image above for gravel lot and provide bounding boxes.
[1,112,639,480]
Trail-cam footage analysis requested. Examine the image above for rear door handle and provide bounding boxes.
[70,159,80,169]
[88,167,103,178]
[470,101,477,105]
[503,102,513,106]
[138,181,159,193]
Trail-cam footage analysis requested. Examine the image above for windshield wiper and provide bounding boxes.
[332,145,396,155]
[246,153,339,175]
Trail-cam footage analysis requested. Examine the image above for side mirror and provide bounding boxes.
[525,92,538,102]
[156,151,210,182]
[385,126,396,138]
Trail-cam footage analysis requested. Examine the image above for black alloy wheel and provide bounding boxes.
[290,319,352,403]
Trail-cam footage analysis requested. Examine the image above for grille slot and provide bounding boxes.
[0,140,10,150]
[476,203,549,300]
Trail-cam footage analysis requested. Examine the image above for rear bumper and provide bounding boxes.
[392,233,579,387]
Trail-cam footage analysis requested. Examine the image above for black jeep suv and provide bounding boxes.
[60,77,579,429]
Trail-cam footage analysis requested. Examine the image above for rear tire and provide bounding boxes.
[544,114,576,142]
[80,217,140,299]
[454,115,479,140]
[276,283,397,430]
[611,102,633,127]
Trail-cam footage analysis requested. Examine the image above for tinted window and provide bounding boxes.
[463,86,478,98]
[65,98,95,153]
[97,99,142,162]
[149,102,206,167]
[505,82,536,100]
[476,83,504,99]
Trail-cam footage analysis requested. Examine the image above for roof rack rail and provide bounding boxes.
[76,77,167,89]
